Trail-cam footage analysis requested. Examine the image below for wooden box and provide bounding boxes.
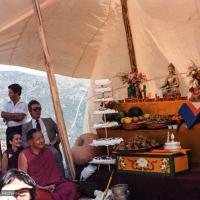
[116,150,191,176]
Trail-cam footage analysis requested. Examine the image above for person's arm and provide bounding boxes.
[37,184,55,192]
[18,152,28,172]
[1,152,8,175]
[160,76,168,89]
[50,119,60,145]
[1,112,26,121]
[1,102,28,122]
[173,75,180,87]
[21,125,29,148]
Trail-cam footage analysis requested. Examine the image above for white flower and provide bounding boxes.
[192,71,196,75]
[136,158,148,168]
[161,165,165,170]
[193,80,198,88]
[8,154,13,159]
[162,158,168,164]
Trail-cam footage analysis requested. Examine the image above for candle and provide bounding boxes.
[156,89,163,98]
[167,132,170,143]
[171,133,175,142]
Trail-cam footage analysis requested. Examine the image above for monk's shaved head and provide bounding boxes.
[26,128,41,142]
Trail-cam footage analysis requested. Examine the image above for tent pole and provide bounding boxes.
[121,0,137,72]
[32,0,76,180]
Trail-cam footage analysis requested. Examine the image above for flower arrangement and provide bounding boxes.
[117,71,147,99]
[187,63,200,99]
[118,71,147,99]
[127,72,147,99]
[187,64,200,90]
[118,71,147,85]
[128,72,147,85]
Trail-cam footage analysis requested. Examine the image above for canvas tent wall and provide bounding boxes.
[1,0,199,96]
[81,0,200,132]
[0,0,130,79]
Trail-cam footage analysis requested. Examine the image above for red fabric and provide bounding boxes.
[186,101,200,116]
[36,188,53,200]
[23,147,77,200]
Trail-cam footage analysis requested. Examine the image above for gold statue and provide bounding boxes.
[160,63,181,97]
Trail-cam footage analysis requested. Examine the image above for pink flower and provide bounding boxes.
[138,73,142,77]
[131,79,136,84]
[127,71,147,85]
[133,73,137,78]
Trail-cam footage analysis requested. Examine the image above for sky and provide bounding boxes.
[0,64,46,76]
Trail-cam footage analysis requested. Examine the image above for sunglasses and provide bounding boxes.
[32,107,41,112]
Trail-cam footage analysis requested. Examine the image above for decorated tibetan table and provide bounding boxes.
[115,149,191,176]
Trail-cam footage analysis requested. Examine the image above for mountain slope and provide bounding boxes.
[0,71,90,146]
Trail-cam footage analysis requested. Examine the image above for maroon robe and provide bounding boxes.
[23,147,76,200]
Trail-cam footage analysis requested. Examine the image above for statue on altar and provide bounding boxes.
[187,64,200,99]
[160,63,181,98]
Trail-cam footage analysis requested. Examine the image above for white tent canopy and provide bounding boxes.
[127,0,200,97]
[0,0,129,78]
[0,0,200,96]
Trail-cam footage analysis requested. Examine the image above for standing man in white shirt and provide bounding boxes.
[1,83,28,147]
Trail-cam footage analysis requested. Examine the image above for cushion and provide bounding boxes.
[178,102,200,129]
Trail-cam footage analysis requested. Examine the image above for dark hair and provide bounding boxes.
[28,100,40,112]
[26,128,40,142]
[0,169,36,199]
[8,84,22,96]
[8,131,21,143]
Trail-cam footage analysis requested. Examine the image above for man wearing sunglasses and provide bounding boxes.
[22,100,59,149]
[21,100,64,175]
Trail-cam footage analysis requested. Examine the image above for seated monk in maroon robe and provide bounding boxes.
[18,128,77,200]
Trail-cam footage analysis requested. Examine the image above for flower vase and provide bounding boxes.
[128,84,137,99]
[136,85,142,99]
[128,84,142,99]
